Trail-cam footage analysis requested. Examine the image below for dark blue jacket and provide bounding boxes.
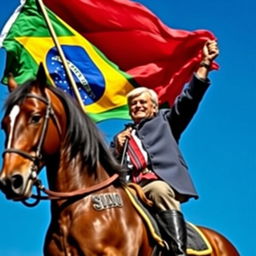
[112,74,210,201]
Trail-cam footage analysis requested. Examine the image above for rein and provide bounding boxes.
[31,173,119,201]
[22,173,119,207]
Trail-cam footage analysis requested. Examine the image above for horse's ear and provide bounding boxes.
[36,63,47,95]
[7,73,18,92]
[36,63,47,93]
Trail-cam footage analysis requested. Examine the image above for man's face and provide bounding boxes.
[129,92,157,123]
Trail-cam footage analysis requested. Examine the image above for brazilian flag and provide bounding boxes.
[0,0,135,122]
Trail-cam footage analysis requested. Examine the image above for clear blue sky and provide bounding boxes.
[0,1,255,256]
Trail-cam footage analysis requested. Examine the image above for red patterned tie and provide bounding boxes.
[127,133,147,171]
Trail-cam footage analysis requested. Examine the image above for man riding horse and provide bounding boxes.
[111,40,219,256]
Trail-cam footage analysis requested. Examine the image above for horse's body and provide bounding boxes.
[0,67,239,256]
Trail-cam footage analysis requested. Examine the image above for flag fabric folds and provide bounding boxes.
[0,0,218,123]
[0,0,135,122]
[44,0,218,106]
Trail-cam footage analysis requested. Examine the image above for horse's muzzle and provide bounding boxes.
[0,173,29,200]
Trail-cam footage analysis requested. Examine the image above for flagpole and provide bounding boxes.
[37,0,85,110]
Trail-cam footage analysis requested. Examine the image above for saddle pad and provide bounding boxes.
[186,222,212,255]
[123,185,166,248]
[123,185,212,255]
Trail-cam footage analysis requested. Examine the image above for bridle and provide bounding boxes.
[2,92,119,207]
[2,93,62,205]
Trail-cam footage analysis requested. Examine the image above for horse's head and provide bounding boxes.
[0,65,122,202]
[0,65,66,200]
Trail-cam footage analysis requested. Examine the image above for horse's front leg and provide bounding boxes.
[43,221,68,256]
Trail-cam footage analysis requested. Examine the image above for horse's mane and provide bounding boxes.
[4,81,123,178]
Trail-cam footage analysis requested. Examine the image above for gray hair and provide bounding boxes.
[127,87,159,111]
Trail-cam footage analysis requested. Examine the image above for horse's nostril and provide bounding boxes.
[0,178,6,190]
[11,174,23,189]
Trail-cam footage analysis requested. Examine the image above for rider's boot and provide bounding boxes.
[156,210,187,256]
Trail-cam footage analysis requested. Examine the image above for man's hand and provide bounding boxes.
[115,127,132,154]
[202,40,219,64]
[196,40,219,79]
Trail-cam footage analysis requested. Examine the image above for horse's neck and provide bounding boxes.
[45,151,110,192]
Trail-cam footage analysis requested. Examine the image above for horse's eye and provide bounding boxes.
[30,115,41,124]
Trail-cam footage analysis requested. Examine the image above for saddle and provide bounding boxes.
[124,183,212,256]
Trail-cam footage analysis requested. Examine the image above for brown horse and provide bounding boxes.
[0,66,239,256]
